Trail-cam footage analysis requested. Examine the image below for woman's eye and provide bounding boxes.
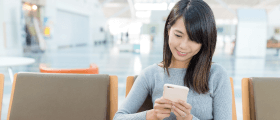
[175,34,182,38]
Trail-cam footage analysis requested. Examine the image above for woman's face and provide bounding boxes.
[168,17,202,65]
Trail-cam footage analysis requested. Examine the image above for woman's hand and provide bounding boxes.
[171,100,193,120]
[153,97,173,120]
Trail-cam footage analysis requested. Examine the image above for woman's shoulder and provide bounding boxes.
[210,63,227,74]
[137,63,161,87]
[141,63,162,74]
[209,63,231,95]
[209,63,229,87]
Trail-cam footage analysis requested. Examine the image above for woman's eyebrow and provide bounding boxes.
[175,30,184,34]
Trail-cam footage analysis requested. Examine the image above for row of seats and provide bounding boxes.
[0,64,279,120]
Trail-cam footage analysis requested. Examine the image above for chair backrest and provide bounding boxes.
[230,78,237,120]
[0,74,4,119]
[126,76,237,120]
[39,63,99,74]
[8,73,118,120]
[242,77,280,120]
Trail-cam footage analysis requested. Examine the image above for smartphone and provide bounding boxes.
[163,84,189,102]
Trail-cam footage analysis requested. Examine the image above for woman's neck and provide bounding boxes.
[169,57,190,68]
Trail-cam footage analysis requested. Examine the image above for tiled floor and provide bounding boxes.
[1,38,280,120]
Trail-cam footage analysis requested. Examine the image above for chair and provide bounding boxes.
[230,77,237,120]
[7,73,118,120]
[0,74,4,119]
[39,63,99,74]
[242,77,280,120]
[126,76,237,120]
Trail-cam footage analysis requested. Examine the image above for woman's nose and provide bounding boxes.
[179,39,189,49]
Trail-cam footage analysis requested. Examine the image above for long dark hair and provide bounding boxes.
[163,0,217,94]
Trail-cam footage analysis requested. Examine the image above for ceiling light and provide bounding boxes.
[32,5,37,11]
[23,3,31,11]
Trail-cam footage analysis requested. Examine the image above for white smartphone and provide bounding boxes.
[163,84,189,102]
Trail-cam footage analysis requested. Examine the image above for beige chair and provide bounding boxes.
[242,77,280,120]
[0,74,4,120]
[7,73,118,120]
[126,76,237,120]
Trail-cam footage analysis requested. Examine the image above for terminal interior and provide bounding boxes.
[1,0,280,120]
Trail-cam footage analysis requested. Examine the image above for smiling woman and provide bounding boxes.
[163,0,217,94]
[114,0,232,120]
[167,17,202,68]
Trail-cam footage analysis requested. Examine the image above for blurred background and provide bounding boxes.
[0,0,280,119]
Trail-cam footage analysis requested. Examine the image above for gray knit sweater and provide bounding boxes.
[114,63,232,120]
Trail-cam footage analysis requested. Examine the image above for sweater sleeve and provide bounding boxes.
[212,66,233,120]
[192,115,200,120]
[113,72,151,120]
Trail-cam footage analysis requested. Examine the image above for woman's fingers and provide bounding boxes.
[154,97,173,119]
[154,97,172,109]
[172,105,187,118]
[172,107,181,118]
[171,100,193,119]
[154,102,172,109]
[155,97,172,104]
[178,100,192,109]
[154,108,171,114]
[173,100,192,114]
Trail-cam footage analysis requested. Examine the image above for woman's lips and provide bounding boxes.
[177,50,187,56]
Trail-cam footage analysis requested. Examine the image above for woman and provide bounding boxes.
[114,0,232,119]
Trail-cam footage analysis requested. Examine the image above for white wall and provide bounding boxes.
[150,10,169,24]
[235,9,267,57]
[268,5,280,40]
[0,0,4,55]
[55,10,90,47]
[44,0,106,50]
[0,0,22,55]
[91,6,107,42]
[149,10,169,41]
[268,5,280,26]
[235,58,265,78]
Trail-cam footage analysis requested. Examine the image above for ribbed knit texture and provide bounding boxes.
[114,63,232,120]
